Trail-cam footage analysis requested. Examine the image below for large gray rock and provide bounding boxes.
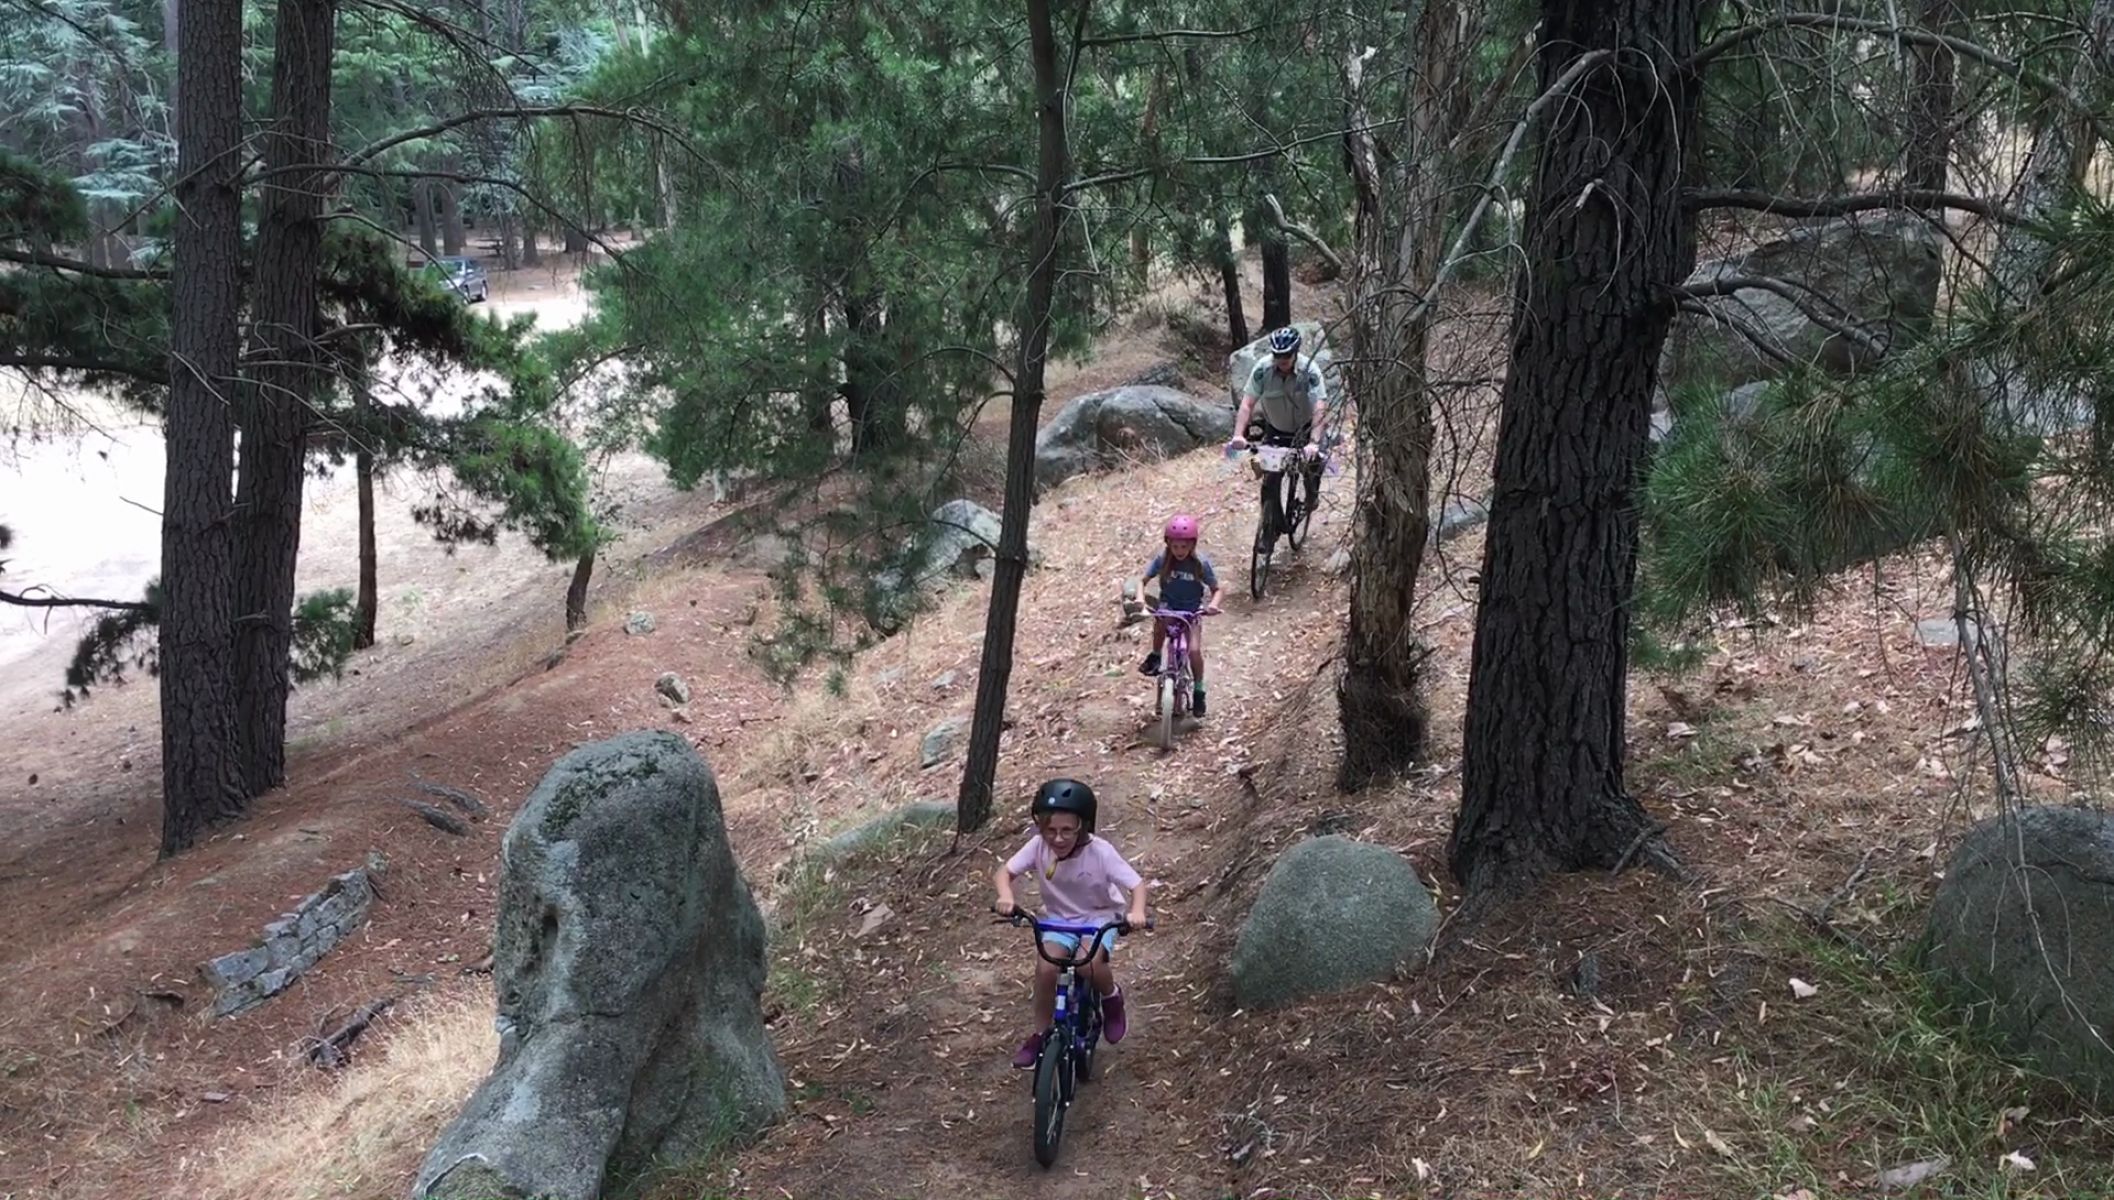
[868,500,1039,633]
[414,733,785,1200]
[1657,213,1940,437]
[1230,835,1437,1011]
[1924,807,2114,1100]
[1033,385,1235,495]
[813,801,956,864]
[1226,321,1344,413]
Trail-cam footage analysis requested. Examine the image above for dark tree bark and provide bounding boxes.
[412,178,440,259]
[233,0,336,796]
[840,290,903,459]
[564,550,593,632]
[1451,0,1703,894]
[1215,216,1248,347]
[159,0,246,856]
[440,166,467,256]
[957,0,1074,833]
[1905,0,1957,196]
[1336,0,1464,790]
[353,368,379,651]
[1259,219,1292,331]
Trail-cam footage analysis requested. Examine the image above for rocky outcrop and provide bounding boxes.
[414,732,785,1200]
[1033,385,1235,494]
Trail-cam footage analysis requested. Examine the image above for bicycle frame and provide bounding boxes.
[1152,608,1201,690]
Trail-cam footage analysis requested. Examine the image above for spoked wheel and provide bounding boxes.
[1284,471,1314,551]
[1250,511,1274,600]
[1032,1028,1071,1167]
[1157,676,1177,749]
[1076,989,1102,1082]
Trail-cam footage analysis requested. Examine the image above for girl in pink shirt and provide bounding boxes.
[992,778,1150,1068]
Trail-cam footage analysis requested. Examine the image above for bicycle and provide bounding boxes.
[1228,422,1324,600]
[1148,606,1213,749]
[994,909,1153,1167]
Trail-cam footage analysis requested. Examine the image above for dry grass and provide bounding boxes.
[189,986,495,1200]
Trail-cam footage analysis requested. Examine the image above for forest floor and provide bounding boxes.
[3,249,2110,1200]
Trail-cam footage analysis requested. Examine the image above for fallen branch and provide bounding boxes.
[1685,186,2024,225]
[305,995,397,1068]
[399,799,470,836]
[0,587,154,612]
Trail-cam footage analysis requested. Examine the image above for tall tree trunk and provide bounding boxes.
[412,178,440,259]
[1216,216,1248,347]
[161,0,179,124]
[1259,212,1292,330]
[520,218,541,266]
[234,0,336,796]
[440,167,467,256]
[159,0,246,856]
[1904,0,1957,196]
[840,290,901,458]
[1452,0,1702,895]
[353,364,378,650]
[564,550,594,632]
[1336,0,1464,790]
[957,0,1073,833]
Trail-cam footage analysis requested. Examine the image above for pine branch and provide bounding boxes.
[1686,14,2111,146]
[0,588,154,612]
[0,248,166,280]
[1077,21,1269,48]
[344,104,683,169]
[0,353,163,386]
[1685,186,2025,224]
[1670,273,1888,360]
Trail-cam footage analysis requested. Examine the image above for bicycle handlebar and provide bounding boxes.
[993,907,1155,966]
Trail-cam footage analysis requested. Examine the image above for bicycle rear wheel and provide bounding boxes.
[1032,1027,1071,1167]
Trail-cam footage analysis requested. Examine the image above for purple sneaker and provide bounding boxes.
[1103,989,1128,1044]
[1012,1030,1047,1069]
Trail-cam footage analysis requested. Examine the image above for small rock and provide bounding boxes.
[931,671,958,691]
[1324,547,1351,576]
[27,774,37,786]
[875,667,906,688]
[400,800,470,837]
[624,611,657,636]
[1434,496,1490,542]
[855,903,894,940]
[202,1091,232,1104]
[655,673,691,705]
[669,709,692,725]
[1917,616,1978,649]
[920,718,965,769]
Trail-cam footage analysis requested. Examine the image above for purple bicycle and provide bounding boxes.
[1150,606,1214,749]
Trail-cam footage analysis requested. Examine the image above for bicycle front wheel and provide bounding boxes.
[1285,470,1313,550]
[1032,1027,1071,1167]
[1158,676,1177,749]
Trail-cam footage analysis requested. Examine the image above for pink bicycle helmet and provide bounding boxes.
[1164,514,1200,541]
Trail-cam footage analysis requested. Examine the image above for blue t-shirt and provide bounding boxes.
[1147,552,1217,612]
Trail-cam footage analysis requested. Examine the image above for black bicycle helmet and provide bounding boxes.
[1031,777,1097,834]
[1266,326,1301,356]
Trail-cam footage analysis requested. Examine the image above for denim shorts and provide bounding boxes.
[1042,929,1119,961]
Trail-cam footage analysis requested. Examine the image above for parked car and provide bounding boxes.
[423,255,489,303]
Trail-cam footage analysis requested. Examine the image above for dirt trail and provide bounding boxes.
[717,449,1353,1199]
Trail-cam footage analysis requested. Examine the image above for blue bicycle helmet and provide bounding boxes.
[1266,326,1301,356]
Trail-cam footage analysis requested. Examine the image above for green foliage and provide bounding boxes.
[291,589,360,684]
[1637,194,2114,784]
[61,580,158,708]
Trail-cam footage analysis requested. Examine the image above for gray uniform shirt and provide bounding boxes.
[1243,356,1329,434]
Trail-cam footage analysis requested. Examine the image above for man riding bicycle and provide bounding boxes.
[1229,326,1328,491]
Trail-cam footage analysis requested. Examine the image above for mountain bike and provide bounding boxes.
[1229,422,1323,600]
[995,910,1153,1167]
[1149,607,1213,749]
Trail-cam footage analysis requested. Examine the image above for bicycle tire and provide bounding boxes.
[1077,990,1102,1083]
[1158,676,1177,749]
[1033,1027,1070,1167]
[1285,471,1313,550]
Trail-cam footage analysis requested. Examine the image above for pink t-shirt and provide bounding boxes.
[1005,834,1143,925]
